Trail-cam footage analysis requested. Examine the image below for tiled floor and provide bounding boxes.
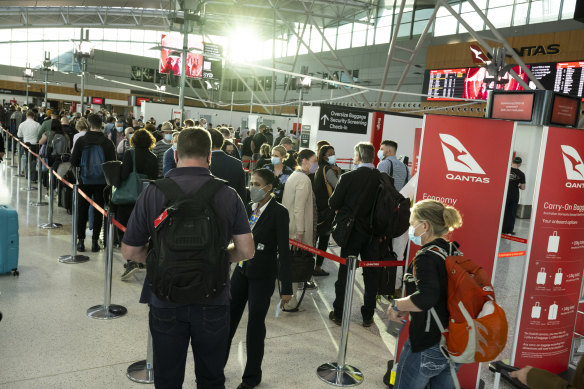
[0,154,525,389]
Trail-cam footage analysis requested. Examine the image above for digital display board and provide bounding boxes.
[424,60,584,102]
[159,34,204,78]
[490,92,535,121]
[202,42,223,80]
[136,97,151,106]
[91,97,104,105]
[549,94,581,127]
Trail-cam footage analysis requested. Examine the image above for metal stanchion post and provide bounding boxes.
[127,330,154,383]
[31,156,47,206]
[87,210,127,319]
[15,142,24,177]
[317,256,364,387]
[10,138,16,167]
[21,150,37,191]
[40,168,62,229]
[59,180,90,263]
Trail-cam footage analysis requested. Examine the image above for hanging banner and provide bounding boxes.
[411,127,422,176]
[512,126,584,373]
[370,111,385,165]
[394,115,516,388]
[318,104,369,134]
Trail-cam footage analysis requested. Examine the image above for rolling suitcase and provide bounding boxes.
[0,204,19,276]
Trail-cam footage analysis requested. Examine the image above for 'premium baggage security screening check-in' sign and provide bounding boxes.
[318,104,369,134]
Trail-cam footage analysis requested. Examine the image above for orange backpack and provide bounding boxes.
[415,244,508,386]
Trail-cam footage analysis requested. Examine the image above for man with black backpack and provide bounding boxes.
[71,113,116,252]
[121,128,255,389]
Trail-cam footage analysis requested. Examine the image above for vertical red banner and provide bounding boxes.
[512,127,584,373]
[395,115,515,388]
[371,111,385,165]
[411,127,422,176]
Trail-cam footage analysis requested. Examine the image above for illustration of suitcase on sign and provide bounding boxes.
[531,302,541,319]
[547,232,560,253]
[554,268,563,285]
[536,268,546,285]
[548,302,558,320]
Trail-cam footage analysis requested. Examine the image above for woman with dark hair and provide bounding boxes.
[312,145,342,276]
[221,139,239,159]
[264,145,294,203]
[39,118,71,168]
[118,129,158,280]
[226,168,293,389]
[281,148,318,310]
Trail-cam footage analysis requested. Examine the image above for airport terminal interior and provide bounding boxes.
[1,1,584,388]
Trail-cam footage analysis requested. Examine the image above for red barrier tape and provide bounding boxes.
[501,234,528,244]
[498,251,526,258]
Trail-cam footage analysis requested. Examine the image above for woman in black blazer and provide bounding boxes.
[226,168,293,389]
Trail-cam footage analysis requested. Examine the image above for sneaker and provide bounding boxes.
[77,239,85,252]
[121,262,140,281]
[363,318,374,328]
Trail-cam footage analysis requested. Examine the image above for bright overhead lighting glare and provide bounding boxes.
[23,68,34,78]
[227,28,263,62]
[301,77,312,87]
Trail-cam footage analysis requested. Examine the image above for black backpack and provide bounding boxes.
[370,169,411,239]
[146,177,229,304]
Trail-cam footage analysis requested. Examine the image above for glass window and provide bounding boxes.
[352,22,367,48]
[263,40,273,59]
[489,0,511,8]
[412,20,433,36]
[459,12,484,32]
[433,15,458,36]
[323,26,337,51]
[103,28,118,41]
[298,25,309,55]
[513,3,529,25]
[375,14,392,44]
[336,22,352,50]
[274,39,283,58]
[397,23,411,38]
[0,44,10,65]
[562,0,577,19]
[367,21,375,46]
[287,35,298,56]
[89,28,104,41]
[101,40,117,53]
[529,0,559,23]
[131,29,144,42]
[310,26,323,53]
[144,30,159,43]
[488,5,513,28]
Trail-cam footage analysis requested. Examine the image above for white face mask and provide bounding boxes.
[408,223,426,246]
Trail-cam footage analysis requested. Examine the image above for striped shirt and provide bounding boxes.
[377,156,410,191]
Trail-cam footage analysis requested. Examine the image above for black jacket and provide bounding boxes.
[71,131,117,178]
[405,238,453,352]
[210,150,247,202]
[241,137,253,156]
[243,200,292,295]
[329,166,378,235]
[121,147,159,181]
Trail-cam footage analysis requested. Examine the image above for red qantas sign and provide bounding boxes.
[470,44,489,64]
[395,115,515,388]
[513,127,584,373]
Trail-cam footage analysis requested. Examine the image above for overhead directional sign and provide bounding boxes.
[318,104,369,134]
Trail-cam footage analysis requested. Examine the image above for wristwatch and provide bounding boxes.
[392,300,399,312]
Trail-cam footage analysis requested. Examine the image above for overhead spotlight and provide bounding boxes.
[23,66,34,78]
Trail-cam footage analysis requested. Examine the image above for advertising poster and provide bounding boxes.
[371,111,385,165]
[411,127,422,176]
[395,115,516,388]
[512,126,584,373]
[159,33,204,78]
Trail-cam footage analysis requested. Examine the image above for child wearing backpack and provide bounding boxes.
[387,199,463,389]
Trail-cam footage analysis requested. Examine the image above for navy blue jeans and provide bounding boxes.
[149,304,230,389]
[395,339,457,389]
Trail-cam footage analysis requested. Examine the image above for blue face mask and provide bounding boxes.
[377,149,385,160]
[271,156,281,165]
[408,223,426,246]
[327,155,337,165]
[129,133,133,139]
[164,133,172,142]
[172,144,177,150]
[116,126,124,133]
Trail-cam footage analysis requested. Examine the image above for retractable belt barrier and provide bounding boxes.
[501,234,528,244]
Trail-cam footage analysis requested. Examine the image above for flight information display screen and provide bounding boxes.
[423,60,584,101]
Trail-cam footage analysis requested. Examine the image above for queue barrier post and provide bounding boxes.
[86,209,127,320]
[317,255,364,387]
[15,142,24,177]
[58,176,90,263]
[21,149,37,191]
[31,155,47,206]
[40,167,62,229]
[10,137,17,167]
[127,329,154,383]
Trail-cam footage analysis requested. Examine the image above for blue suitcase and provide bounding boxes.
[0,204,19,276]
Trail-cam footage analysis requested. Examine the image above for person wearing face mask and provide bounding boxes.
[162,131,180,176]
[328,142,384,327]
[225,168,293,389]
[116,127,134,159]
[108,119,126,149]
[386,199,463,389]
[152,122,174,178]
[312,145,342,277]
[281,148,319,310]
[264,145,294,203]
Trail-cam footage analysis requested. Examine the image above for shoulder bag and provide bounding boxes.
[112,149,146,205]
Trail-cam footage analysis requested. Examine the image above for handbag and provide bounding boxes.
[377,239,399,296]
[289,248,315,283]
[111,149,146,205]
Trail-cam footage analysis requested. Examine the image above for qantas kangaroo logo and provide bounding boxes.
[439,134,486,174]
[561,145,584,183]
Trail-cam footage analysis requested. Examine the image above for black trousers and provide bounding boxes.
[315,232,331,267]
[77,184,105,241]
[227,266,275,387]
[502,197,519,234]
[333,229,380,321]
